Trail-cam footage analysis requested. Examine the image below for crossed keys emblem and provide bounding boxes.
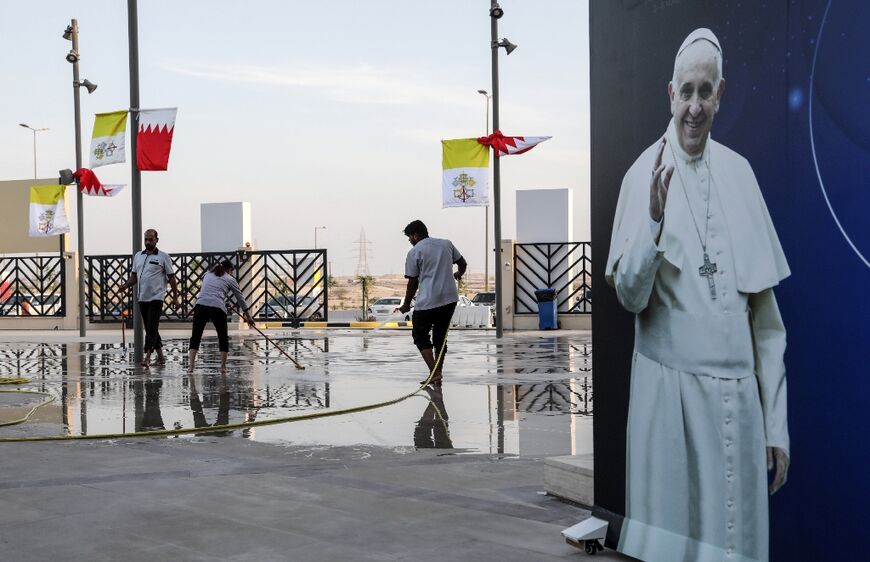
[93,140,118,161]
[452,173,476,202]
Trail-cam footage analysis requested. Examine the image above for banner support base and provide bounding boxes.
[562,516,608,555]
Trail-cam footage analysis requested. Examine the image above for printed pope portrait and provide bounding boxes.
[604,28,791,562]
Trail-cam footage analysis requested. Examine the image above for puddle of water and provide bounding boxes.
[0,333,593,456]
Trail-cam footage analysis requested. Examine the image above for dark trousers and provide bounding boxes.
[189,304,230,352]
[411,302,457,354]
[138,300,164,353]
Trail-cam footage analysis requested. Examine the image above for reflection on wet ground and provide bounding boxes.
[0,331,592,456]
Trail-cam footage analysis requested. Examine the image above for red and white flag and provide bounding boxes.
[137,108,177,171]
[477,130,551,157]
[74,168,125,197]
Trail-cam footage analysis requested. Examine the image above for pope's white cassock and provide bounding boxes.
[605,121,790,562]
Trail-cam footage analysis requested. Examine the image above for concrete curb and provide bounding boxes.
[261,321,413,329]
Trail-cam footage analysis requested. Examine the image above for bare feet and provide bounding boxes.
[155,355,166,366]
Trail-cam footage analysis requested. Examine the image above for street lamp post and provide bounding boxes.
[127,0,144,365]
[488,1,517,338]
[314,226,327,249]
[477,90,492,293]
[64,19,98,338]
[18,124,49,179]
[19,124,61,255]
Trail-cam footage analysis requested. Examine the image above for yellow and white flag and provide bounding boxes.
[442,138,490,208]
[89,110,128,168]
[29,186,69,237]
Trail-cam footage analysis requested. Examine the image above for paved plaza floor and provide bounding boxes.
[0,328,632,561]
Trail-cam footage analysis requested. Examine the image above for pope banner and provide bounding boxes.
[89,110,128,168]
[29,185,69,237]
[441,138,490,208]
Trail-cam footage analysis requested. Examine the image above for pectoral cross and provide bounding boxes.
[698,252,718,300]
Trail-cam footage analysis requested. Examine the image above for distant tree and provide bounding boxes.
[356,275,375,320]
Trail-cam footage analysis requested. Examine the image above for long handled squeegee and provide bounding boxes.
[229,304,305,370]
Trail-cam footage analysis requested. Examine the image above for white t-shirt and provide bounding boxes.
[404,237,461,311]
[132,249,174,302]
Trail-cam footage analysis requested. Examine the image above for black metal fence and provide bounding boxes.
[85,249,328,324]
[514,242,591,315]
[0,255,66,317]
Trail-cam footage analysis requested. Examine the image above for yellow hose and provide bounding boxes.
[0,390,55,428]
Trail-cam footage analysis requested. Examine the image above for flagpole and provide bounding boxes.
[70,19,87,337]
[489,1,504,338]
[127,0,143,363]
[477,89,492,293]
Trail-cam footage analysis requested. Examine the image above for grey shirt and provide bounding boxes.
[132,249,174,302]
[195,271,248,314]
[404,237,461,311]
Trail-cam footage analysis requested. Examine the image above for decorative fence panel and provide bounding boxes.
[514,242,591,315]
[85,249,328,324]
[0,255,65,317]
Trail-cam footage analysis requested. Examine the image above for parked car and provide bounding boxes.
[368,296,416,321]
[457,295,473,307]
[570,289,592,312]
[256,295,323,320]
[471,291,497,324]
[0,294,38,316]
[32,294,62,315]
[471,291,496,306]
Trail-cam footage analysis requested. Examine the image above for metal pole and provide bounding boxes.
[71,19,86,337]
[31,129,37,178]
[127,0,143,365]
[484,93,490,292]
[490,2,504,338]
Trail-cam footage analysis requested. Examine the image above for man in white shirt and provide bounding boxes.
[120,229,180,367]
[605,29,790,562]
[399,220,466,385]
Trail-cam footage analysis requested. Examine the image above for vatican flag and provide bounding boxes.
[29,185,70,237]
[442,138,490,208]
[89,110,128,168]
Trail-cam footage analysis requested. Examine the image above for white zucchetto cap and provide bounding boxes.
[676,28,722,59]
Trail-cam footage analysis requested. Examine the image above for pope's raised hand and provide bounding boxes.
[649,138,674,222]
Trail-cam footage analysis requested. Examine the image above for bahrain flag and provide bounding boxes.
[477,130,551,157]
[137,108,177,171]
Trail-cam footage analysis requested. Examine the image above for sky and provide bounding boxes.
[0,0,589,276]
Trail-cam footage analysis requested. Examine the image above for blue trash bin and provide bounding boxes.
[534,288,558,330]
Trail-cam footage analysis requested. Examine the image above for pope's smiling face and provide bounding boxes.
[669,42,725,156]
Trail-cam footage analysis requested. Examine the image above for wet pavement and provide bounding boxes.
[0,329,631,561]
[0,330,594,457]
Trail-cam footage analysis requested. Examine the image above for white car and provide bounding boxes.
[368,296,411,321]
[369,295,468,322]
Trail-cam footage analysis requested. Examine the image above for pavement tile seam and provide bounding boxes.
[0,470,193,490]
[305,472,573,525]
[410,511,579,559]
